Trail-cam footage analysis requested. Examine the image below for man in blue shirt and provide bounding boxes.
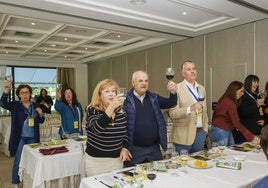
[124,70,177,167]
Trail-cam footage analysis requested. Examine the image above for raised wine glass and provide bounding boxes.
[165,67,175,80]
[118,88,127,113]
[258,90,267,99]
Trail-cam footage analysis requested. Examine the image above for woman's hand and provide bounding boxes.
[252,135,260,145]
[3,81,12,93]
[56,90,62,100]
[105,94,125,117]
[119,148,132,162]
[36,107,44,116]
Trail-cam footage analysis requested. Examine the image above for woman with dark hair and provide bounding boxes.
[1,82,44,187]
[210,81,259,146]
[233,75,265,144]
[55,87,83,139]
[36,88,53,114]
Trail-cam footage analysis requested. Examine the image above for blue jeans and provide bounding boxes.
[12,137,35,184]
[174,129,207,154]
[124,144,163,167]
[209,125,234,146]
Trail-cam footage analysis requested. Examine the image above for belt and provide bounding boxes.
[196,127,203,132]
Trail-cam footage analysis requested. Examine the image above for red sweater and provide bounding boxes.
[212,97,254,141]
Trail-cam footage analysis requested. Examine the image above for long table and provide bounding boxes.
[79,148,268,188]
[19,139,85,188]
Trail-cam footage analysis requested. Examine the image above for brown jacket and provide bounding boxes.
[169,80,209,145]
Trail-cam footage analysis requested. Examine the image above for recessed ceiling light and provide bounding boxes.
[5,51,8,54]
[182,12,187,15]
[31,22,36,26]
[130,0,146,5]
[64,55,67,58]
[44,49,47,52]
[64,38,68,41]
[50,44,57,47]
[117,35,121,38]
[15,40,19,43]
[85,47,88,50]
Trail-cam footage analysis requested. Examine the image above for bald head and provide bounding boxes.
[131,70,149,96]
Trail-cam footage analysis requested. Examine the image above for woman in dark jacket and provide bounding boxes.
[233,75,265,144]
[0,82,45,187]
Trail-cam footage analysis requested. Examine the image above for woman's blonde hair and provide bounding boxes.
[89,79,119,111]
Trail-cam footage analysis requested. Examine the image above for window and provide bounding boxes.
[0,66,57,115]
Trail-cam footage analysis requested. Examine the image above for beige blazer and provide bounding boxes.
[169,80,209,145]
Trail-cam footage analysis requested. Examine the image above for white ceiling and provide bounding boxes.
[0,0,268,65]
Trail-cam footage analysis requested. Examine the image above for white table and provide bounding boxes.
[19,139,85,188]
[79,148,268,188]
[0,116,11,156]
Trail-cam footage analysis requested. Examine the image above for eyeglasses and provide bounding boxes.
[19,91,30,95]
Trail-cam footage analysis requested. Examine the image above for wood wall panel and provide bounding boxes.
[255,19,268,89]
[147,45,171,96]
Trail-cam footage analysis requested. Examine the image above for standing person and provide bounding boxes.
[233,75,265,144]
[0,82,44,188]
[124,70,177,167]
[84,79,132,176]
[36,88,53,114]
[210,81,259,146]
[169,60,209,154]
[252,124,268,188]
[55,87,83,139]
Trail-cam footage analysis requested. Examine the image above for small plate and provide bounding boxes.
[188,160,213,169]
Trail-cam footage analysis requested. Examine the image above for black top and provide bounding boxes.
[36,95,53,114]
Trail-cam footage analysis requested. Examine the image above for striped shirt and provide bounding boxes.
[85,107,128,158]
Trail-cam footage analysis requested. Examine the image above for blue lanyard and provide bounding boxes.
[25,105,33,117]
[187,85,200,102]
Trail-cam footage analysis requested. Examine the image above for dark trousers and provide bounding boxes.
[124,144,163,167]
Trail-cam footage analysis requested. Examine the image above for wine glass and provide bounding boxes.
[218,139,227,152]
[118,88,127,113]
[165,67,175,80]
[179,149,189,166]
[198,88,205,102]
[146,167,157,188]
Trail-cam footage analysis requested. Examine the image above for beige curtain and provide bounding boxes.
[57,68,75,90]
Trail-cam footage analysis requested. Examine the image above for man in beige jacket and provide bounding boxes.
[169,60,209,154]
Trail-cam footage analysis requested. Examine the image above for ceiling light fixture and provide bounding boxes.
[182,12,187,15]
[130,0,146,5]
[31,22,35,26]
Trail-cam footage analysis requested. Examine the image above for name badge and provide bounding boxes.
[197,109,203,117]
[74,121,78,129]
[28,118,34,127]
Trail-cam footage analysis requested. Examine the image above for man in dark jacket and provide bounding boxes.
[124,70,177,167]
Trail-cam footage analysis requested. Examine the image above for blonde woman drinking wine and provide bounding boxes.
[84,79,132,176]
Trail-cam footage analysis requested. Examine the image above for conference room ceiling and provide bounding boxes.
[0,0,268,65]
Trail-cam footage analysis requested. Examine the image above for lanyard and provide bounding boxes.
[244,90,257,102]
[25,105,33,117]
[187,85,200,102]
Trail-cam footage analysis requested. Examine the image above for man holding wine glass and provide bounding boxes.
[169,60,209,154]
[124,70,177,167]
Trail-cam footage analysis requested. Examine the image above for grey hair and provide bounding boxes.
[181,60,194,71]
[132,70,148,80]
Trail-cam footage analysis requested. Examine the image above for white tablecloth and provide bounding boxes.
[0,116,11,156]
[79,148,268,188]
[19,139,85,188]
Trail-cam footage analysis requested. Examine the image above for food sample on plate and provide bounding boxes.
[194,160,208,168]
